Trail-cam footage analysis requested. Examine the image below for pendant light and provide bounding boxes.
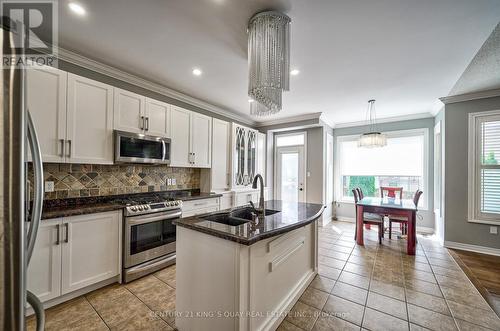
[247,11,291,116]
[358,99,387,148]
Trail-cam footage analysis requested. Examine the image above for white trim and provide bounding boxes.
[335,217,356,223]
[56,47,256,126]
[467,109,500,225]
[445,241,500,257]
[417,226,435,234]
[256,112,322,127]
[333,113,433,129]
[440,88,500,105]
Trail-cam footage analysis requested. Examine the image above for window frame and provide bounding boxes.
[334,128,430,210]
[468,109,500,225]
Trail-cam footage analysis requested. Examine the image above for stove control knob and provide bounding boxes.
[167,202,173,207]
[174,201,179,206]
[144,205,150,210]
[131,206,137,212]
[138,206,143,211]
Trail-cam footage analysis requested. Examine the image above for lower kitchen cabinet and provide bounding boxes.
[182,198,220,217]
[27,211,121,303]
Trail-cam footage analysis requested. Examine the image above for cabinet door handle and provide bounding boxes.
[145,117,149,131]
[59,139,64,157]
[140,116,144,130]
[56,224,60,245]
[66,140,72,157]
[64,223,69,243]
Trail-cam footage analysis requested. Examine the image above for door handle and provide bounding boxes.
[66,140,72,158]
[59,139,64,157]
[140,116,144,130]
[299,188,303,191]
[64,223,69,243]
[56,224,60,245]
[145,117,149,131]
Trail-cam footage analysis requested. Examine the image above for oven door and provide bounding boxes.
[115,130,171,164]
[124,209,180,268]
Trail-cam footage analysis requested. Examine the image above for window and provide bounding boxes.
[468,110,500,224]
[276,133,305,147]
[336,129,428,208]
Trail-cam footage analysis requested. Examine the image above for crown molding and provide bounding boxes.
[333,112,434,129]
[256,112,323,127]
[440,88,500,105]
[55,47,257,126]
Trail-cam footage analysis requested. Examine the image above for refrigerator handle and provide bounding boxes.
[26,110,44,264]
[27,290,45,331]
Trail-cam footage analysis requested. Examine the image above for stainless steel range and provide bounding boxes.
[123,196,182,283]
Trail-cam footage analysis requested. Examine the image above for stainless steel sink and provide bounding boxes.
[201,207,280,226]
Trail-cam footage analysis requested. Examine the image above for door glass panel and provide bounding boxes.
[247,130,256,184]
[235,126,245,185]
[130,219,176,255]
[120,136,163,159]
[281,152,299,203]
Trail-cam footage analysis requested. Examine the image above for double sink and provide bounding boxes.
[202,206,280,226]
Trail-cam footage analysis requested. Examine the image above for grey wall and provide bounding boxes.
[444,96,500,249]
[59,60,252,127]
[333,118,436,230]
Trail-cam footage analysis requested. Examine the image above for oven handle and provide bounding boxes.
[127,210,182,225]
[162,139,166,161]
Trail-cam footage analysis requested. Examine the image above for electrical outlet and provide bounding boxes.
[490,226,498,235]
[45,181,54,192]
[167,178,172,185]
[172,178,176,185]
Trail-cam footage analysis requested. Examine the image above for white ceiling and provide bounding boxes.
[57,0,500,125]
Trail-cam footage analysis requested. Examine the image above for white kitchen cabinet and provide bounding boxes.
[170,105,212,168]
[26,67,67,163]
[182,198,220,217]
[219,192,234,210]
[191,112,212,168]
[210,119,231,190]
[27,218,62,303]
[234,189,259,207]
[67,74,114,164]
[61,211,120,294]
[145,98,170,137]
[232,124,258,188]
[27,211,121,303]
[170,106,192,167]
[113,88,145,134]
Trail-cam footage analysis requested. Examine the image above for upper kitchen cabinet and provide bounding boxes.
[232,124,260,188]
[113,88,145,134]
[26,67,67,162]
[145,98,170,137]
[67,74,114,164]
[170,106,212,168]
[114,89,170,137]
[211,119,231,190]
[190,112,212,168]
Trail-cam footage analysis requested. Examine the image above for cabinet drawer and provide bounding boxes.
[182,198,220,212]
[182,206,219,218]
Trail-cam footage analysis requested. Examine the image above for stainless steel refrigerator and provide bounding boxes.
[1,19,45,331]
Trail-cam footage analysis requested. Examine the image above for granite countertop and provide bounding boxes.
[41,190,223,219]
[173,200,325,245]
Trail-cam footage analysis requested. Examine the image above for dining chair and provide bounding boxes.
[353,188,384,244]
[388,190,423,239]
[380,186,403,199]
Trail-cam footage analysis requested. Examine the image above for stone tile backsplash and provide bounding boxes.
[28,163,200,200]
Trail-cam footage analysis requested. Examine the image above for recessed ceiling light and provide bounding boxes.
[192,68,202,76]
[68,2,86,16]
[248,98,254,103]
[290,69,300,76]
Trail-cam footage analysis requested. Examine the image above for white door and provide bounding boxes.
[66,74,114,164]
[211,118,230,190]
[61,211,120,294]
[27,218,62,303]
[113,88,145,134]
[26,67,67,162]
[191,112,212,168]
[145,98,170,137]
[170,106,192,167]
[276,146,306,203]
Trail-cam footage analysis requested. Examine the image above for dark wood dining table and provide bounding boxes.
[356,197,417,255]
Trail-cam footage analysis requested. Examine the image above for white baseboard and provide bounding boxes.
[334,217,356,223]
[416,226,435,234]
[445,241,500,257]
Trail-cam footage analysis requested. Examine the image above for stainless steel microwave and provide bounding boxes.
[114,130,171,164]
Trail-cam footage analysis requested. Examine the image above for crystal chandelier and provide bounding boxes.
[248,11,291,116]
[358,99,387,148]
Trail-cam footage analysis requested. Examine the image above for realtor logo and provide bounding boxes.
[1,0,58,67]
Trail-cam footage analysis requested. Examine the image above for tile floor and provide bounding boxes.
[27,221,500,331]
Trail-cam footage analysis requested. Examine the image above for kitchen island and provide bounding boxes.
[174,200,325,331]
